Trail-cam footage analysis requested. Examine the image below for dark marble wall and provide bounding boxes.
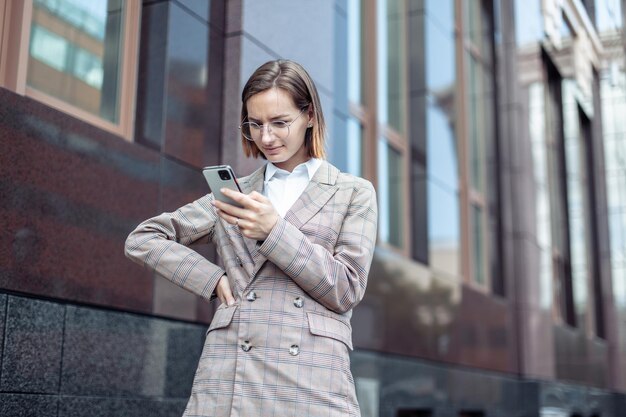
[0,294,204,417]
[0,0,226,324]
[1,293,623,417]
[0,88,157,314]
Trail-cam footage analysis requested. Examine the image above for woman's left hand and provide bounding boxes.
[213,189,279,240]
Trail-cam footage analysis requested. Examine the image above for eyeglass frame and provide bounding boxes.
[238,108,308,142]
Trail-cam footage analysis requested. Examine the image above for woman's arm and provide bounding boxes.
[124,194,226,301]
[258,181,378,314]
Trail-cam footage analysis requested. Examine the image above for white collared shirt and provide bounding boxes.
[264,158,323,217]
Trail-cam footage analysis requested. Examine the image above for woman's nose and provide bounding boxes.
[260,126,274,143]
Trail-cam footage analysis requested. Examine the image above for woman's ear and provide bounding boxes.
[307,106,314,128]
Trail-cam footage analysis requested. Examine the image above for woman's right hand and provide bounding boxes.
[216,274,235,306]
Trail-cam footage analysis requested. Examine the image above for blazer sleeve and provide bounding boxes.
[124,194,225,301]
[257,180,378,314]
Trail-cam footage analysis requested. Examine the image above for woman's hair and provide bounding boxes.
[240,60,326,159]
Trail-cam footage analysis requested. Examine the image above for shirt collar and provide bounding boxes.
[265,158,323,182]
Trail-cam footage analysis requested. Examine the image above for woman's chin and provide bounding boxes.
[263,153,287,163]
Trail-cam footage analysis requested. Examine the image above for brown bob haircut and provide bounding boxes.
[240,60,327,159]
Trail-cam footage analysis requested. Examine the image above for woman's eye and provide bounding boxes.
[271,121,289,128]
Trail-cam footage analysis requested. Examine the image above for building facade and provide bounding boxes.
[0,0,625,416]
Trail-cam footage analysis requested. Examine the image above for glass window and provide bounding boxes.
[594,0,623,31]
[347,117,363,177]
[427,101,458,189]
[332,0,366,178]
[425,4,455,93]
[378,139,404,247]
[563,80,596,330]
[544,55,575,326]
[529,82,556,309]
[426,97,460,273]
[429,180,460,275]
[347,0,363,105]
[513,0,543,46]
[411,0,459,267]
[467,53,486,192]
[462,0,499,290]
[27,0,125,123]
[472,204,485,285]
[29,25,68,71]
[377,0,407,134]
[73,48,104,88]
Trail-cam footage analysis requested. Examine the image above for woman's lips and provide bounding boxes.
[263,146,283,155]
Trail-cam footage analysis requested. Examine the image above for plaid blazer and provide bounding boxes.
[124,161,378,417]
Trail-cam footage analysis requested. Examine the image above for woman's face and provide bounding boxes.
[245,88,312,172]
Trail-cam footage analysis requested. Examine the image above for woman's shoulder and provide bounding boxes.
[334,169,375,193]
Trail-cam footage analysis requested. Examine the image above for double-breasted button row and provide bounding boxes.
[241,340,251,352]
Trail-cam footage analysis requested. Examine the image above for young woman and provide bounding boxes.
[125,60,378,417]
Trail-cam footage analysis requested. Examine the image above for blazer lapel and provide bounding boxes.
[249,160,340,278]
[283,161,339,228]
[238,165,266,258]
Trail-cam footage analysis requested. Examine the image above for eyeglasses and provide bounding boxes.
[239,108,306,142]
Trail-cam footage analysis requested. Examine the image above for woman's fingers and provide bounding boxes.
[213,199,247,220]
[216,275,235,306]
[215,207,239,226]
[213,189,278,239]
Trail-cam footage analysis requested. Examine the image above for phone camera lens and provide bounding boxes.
[218,170,231,181]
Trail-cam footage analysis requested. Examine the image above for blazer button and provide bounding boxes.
[293,297,304,308]
[246,291,257,302]
[241,340,251,352]
[289,344,300,356]
[236,256,242,266]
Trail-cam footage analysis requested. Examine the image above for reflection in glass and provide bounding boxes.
[544,57,574,325]
[514,0,543,46]
[377,0,406,133]
[601,63,626,309]
[613,267,626,308]
[464,0,497,287]
[594,0,623,31]
[426,6,455,94]
[472,204,485,285]
[422,0,459,271]
[427,102,458,189]
[426,0,454,35]
[378,139,404,248]
[562,80,591,327]
[347,117,363,177]
[28,0,124,122]
[347,0,363,105]
[30,26,68,72]
[529,82,554,309]
[609,211,626,263]
[465,0,493,66]
[467,53,485,192]
[428,181,460,276]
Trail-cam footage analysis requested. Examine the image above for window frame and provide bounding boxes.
[543,48,576,326]
[348,0,503,278]
[0,0,140,140]
[456,0,499,291]
[373,0,411,256]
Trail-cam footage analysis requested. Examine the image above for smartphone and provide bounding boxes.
[202,165,243,208]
